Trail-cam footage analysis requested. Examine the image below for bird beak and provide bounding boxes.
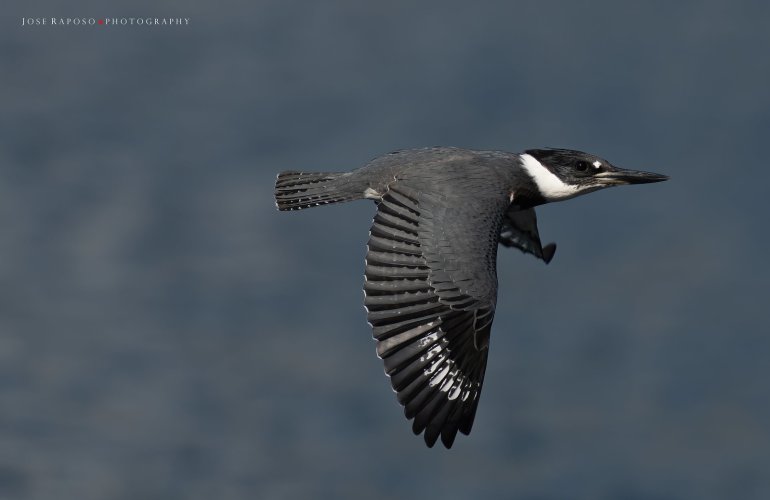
[595,167,669,185]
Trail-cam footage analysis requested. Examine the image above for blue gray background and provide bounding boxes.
[2,1,769,499]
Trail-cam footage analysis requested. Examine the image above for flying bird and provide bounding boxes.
[274,147,668,448]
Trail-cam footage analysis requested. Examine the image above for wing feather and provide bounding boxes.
[364,184,505,447]
[499,207,557,264]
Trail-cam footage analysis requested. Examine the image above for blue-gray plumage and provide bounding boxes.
[274,147,667,448]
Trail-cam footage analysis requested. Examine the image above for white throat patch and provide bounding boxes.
[519,153,583,202]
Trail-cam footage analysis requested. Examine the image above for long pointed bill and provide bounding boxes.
[595,167,669,185]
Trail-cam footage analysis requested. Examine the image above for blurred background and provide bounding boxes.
[2,1,769,499]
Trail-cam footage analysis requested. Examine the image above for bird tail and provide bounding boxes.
[274,171,361,211]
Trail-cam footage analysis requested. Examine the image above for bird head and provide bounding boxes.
[519,148,668,203]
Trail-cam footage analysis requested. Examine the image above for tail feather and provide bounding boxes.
[274,171,358,211]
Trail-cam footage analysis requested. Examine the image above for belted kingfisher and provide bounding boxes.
[274,147,668,448]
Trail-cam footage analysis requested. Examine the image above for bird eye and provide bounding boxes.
[576,161,588,171]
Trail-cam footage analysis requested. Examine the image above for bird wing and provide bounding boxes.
[499,207,556,264]
[364,183,508,448]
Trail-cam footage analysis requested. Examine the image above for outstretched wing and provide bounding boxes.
[499,207,556,264]
[364,183,508,448]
